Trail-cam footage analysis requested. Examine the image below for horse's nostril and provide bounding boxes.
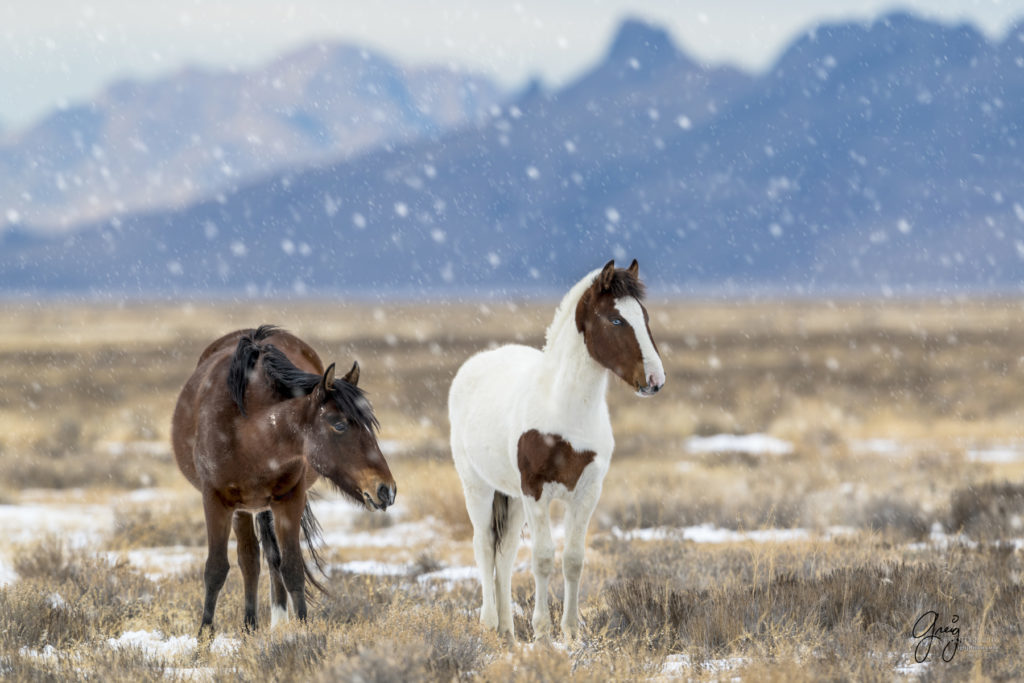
[378,483,392,507]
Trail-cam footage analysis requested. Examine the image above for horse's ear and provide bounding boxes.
[627,259,639,277]
[342,361,360,387]
[598,260,616,291]
[321,363,336,393]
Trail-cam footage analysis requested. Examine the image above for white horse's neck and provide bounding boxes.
[538,269,609,424]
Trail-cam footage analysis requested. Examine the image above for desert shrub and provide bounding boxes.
[860,496,929,540]
[0,448,167,490]
[950,481,1024,539]
[0,585,91,650]
[410,551,443,577]
[348,507,396,531]
[106,504,206,549]
[233,628,330,682]
[319,573,402,626]
[593,560,1005,655]
[5,538,154,649]
[600,492,802,533]
[318,638,431,682]
[387,600,498,679]
[483,642,572,681]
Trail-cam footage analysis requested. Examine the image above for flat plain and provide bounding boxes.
[1,298,1023,681]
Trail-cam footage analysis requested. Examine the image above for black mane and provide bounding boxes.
[605,269,646,300]
[227,325,379,431]
[228,325,279,416]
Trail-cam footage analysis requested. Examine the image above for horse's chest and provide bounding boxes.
[516,429,605,500]
[209,456,306,509]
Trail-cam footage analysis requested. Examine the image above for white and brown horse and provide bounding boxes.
[448,260,665,641]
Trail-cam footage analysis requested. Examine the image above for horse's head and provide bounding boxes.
[575,259,666,396]
[304,362,397,510]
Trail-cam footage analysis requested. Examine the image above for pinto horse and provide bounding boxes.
[449,260,665,641]
[172,325,396,636]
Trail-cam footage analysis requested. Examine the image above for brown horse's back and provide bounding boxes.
[196,327,324,371]
[172,327,325,490]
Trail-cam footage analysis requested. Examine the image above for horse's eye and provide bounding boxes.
[331,420,348,433]
[611,318,623,326]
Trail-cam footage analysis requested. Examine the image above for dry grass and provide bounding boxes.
[2,299,1024,680]
[4,533,1021,680]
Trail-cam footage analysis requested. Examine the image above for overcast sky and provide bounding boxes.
[1,1,1020,130]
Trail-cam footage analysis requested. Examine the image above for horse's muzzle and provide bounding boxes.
[636,369,665,397]
[364,483,396,511]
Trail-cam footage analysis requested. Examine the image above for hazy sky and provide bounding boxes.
[1,1,1021,129]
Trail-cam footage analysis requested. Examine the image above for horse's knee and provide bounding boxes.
[280,552,305,592]
[563,551,584,583]
[204,555,230,591]
[472,528,495,554]
[533,550,554,578]
[238,546,260,577]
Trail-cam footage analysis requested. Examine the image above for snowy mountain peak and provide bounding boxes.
[605,18,684,68]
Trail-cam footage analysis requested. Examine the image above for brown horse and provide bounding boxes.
[172,325,396,636]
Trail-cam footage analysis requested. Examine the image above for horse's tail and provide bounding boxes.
[255,505,329,597]
[491,491,511,556]
[256,509,281,571]
[227,324,279,416]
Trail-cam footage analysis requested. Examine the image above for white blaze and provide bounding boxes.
[615,297,665,389]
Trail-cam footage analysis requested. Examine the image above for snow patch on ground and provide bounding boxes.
[18,644,60,662]
[0,559,17,586]
[116,487,183,504]
[685,433,794,456]
[907,526,1024,552]
[613,524,813,544]
[329,560,481,587]
[99,440,171,457]
[611,525,856,544]
[661,654,747,676]
[966,446,1024,463]
[319,518,443,549]
[105,547,201,581]
[0,503,113,545]
[894,652,930,676]
[331,560,410,577]
[107,629,238,659]
[417,565,479,585]
[850,438,906,456]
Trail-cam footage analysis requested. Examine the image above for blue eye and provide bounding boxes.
[611,318,623,326]
[331,420,348,433]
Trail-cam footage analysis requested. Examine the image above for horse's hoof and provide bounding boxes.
[532,630,553,646]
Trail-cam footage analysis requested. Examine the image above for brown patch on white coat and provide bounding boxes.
[517,430,597,500]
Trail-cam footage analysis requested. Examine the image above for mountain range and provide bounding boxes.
[0,43,503,232]
[2,13,1024,296]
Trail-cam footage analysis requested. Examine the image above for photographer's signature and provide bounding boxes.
[912,610,960,663]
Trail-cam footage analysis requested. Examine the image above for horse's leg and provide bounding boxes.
[233,511,260,632]
[273,493,308,622]
[198,492,233,638]
[523,498,555,640]
[560,490,600,642]
[494,495,525,640]
[257,510,289,627]
[462,478,500,631]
